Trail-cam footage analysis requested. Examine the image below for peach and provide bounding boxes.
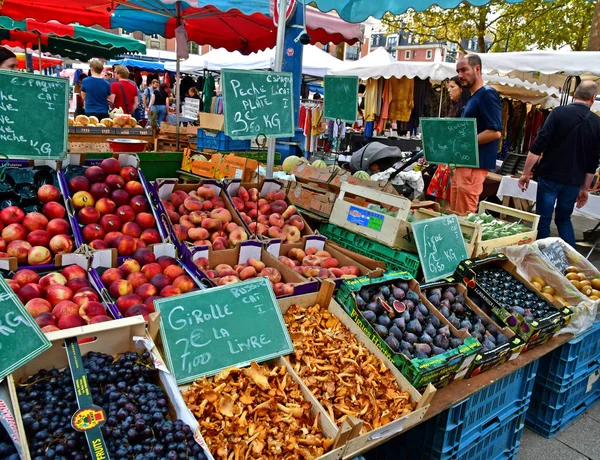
[289,215,305,231]
[140,229,161,245]
[258,203,271,215]
[13,269,40,287]
[119,259,141,276]
[257,215,270,225]
[53,300,80,319]
[225,222,239,234]
[0,206,25,225]
[120,222,141,238]
[239,266,257,281]
[90,182,111,201]
[90,315,112,324]
[27,246,52,265]
[268,213,284,228]
[84,165,106,183]
[127,272,149,289]
[69,176,90,193]
[124,180,144,197]
[155,255,177,270]
[42,203,66,221]
[160,285,182,297]
[141,263,163,280]
[25,298,52,317]
[7,240,32,263]
[270,200,287,215]
[105,174,125,191]
[228,228,248,246]
[89,239,109,250]
[46,284,73,306]
[35,312,56,328]
[315,250,332,259]
[67,278,91,293]
[259,267,282,284]
[284,226,301,243]
[305,246,318,256]
[0,252,10,259]
[111,189,131,207]
[212,236,229,251]
[267,227,284,239]
[135,283,158,300]
[6,279,19,291]
[41,325,60,332]
[135,212,155,230]
[210,208,232,224]
[2,223,27,243]
[282,205,297,220]
[256,223,268,236]
[237,186,250,202]
[0,237,5,252]
[197,185,217,199]
[23,212,49,232]
[168,211,180,224]
[115,235,136,256]
[210,231,227,243]
[105,231,123,248]
[124,304,151,320]
[218,275,240,285]
[201,218,222,231]
[341,266,360,276]
[302,255,321,267]
[39,272,67,289]
[173,224,189,242]
[193,257,209,270]
[27,230,51,247]
[37,184,61,203]
[247,258,266,272]
[72,191,94,210]
[247,209,258,219]
[116,294,143,314]
[232,197,245,212]
[150,274,171,292]
[133,248,156,266]
[46,218,70,236]
[49,234,73,255]
[173,275,194,293]
[109,279,133,298]
[95,198,117,216]
[184,197,203,212]
[120,165,139,182]
[82,224,105,243]
[163,264,185,280]
[116,205,135,223]
[130,195,150,213]
[302,266,321,278]
[170,190,188,208]
[189,211,204,225]
[188,227,210,241]
[287,248,306,261]
[281,283,296,295]
[193,240,212,248]
[215,264,236,277]
[179,217,196,230]
[57,314,87,330]
[280,255,299,268]
[72,290,100,307]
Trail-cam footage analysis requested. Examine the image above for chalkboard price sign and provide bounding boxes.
[222,69,295,140]
[0,70,69,159]
[155,277,293,384]
[0,276,51,380]
[324,75,358,123]
[412,214,469,282]
[540,241,569,273]
[421,118,479,168]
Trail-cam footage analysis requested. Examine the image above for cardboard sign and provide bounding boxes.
[421,118,479,168]
[412,215,469,282]
[155,277,293,384]
[222,69,294,139]
[0,70,68,159]
[183,97,200,120]
[0,277,51,380]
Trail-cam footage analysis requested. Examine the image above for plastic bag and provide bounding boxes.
[533,237,599,280]
[499,241,597,336]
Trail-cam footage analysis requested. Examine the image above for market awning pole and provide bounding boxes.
[37,32,42,73]
[175,1,182,151]
[266,0,289,178]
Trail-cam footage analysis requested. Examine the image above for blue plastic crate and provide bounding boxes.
[535,321,600,393]
[526,365,600,438]
[404,360,537,456]
[196,129,251,151]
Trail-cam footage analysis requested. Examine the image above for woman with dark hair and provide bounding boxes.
[0,47,18,70]
[148,82,169,123]
[426,76,472,205]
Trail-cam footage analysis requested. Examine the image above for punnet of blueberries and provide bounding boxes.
[17,351,208,460]
[355,280,464,359]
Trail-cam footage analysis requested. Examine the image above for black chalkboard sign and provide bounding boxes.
[540,241,569,273]
[421,118,479,168]
[324,75,358,123]
[0,277,51,380]
[154,277,293,384]
[0,70,69,159]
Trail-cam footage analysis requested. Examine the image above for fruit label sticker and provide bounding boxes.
[155,277,293,385]
[347,206,384,231]
[0,277,51,380]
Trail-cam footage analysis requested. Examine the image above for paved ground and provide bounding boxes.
[519,213,599,459]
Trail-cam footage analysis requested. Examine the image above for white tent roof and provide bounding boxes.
[479,51,600,88]
[164,45,345,78]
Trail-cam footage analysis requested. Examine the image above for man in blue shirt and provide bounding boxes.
[81,58,114,120]
[451,54,502,214]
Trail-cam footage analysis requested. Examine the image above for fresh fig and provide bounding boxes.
[380,285,391,297]
[416,351,430,359]
[414,310,425,324]
[356,296,366,310]
[473,321,486,335]
[393,317,406,331]
[415,343,432,356]
[404,300,415,312]
[419,332,433,345]
[404,332,418,344]
[485,331,496,344]
[400,340,414,352]
[407,319,423,335]
[417,303,429,316]
[385,335,400,352]
[496,332,509,345]
[393,287,406,300]
[428,294,441,306]
[442,290,455,302]
[374,325,388,338]
[397,281,409,292]
[455,293,465,303]
[434,333,450,350]
[449,337,463,348]
[438,325,450,336]
[447,286,457,295]
[448,314,460,329]
[440,305,451,318]
[431,315,441,328]
[424,322,436,337]
[377,315,392,328]
[459,319,473,332]
[362,310,377,323]
[389,325,403,342]
[359,289,371,303]
[367,301,382,315]
[393,300,406,313]
[431,345,446,355]
[482,337,496,351]
[406,290,420,303]
[402,310,411,322]
[452,302,465,314]
[401,349,413,359]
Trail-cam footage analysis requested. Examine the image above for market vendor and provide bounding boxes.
[453,54,502,214]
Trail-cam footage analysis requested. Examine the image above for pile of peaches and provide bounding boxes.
[66,158,162,255]
[99,248,198,319]
[229,186,304,242]
[162,185,248,250]
[278,247,360,279]
[6,264,112,332]
[0,184,74,265]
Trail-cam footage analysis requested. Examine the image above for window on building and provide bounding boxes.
[371,33,387,48]
[321,43,330,53]
[413,50,417,58]
[408,34,412,44]
[345,43,360,61]
[426,49,433,59]
[150,41,160,50]
[405,50,411,60]
[387,35,398,50]
[189,42,199,54]
[120,29,132,37]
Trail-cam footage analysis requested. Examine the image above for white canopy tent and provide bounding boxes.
[164,45,345,78]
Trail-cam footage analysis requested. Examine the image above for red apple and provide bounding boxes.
[42,202,66,220]
[100,158,121,175]
[46,218,70,236]
[84,165,106,183]
[37,185,61,203]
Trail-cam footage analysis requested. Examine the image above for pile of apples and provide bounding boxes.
[278,247,359,279]
[0,185,74,265]
[100,248,197,319]
[193,256,296,296]
[67,158,162,256]
[162,185,248,250]
[6,265,112,332]
[230,186,304,242]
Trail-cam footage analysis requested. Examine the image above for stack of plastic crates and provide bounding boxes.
[526,321,600,438]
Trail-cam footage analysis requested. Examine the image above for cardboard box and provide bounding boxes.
[198,112,224,131]
[7,317,214,460]
[277,283,434,458]
[184,240,319,298]
[326,167,398,195]
[287,181,337,218]
[293,163,336,185]
[217,154,258,182]
[160,122,198,137]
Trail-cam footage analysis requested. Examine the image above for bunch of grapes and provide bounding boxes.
[0,424,19,459]
[17,351,208,460]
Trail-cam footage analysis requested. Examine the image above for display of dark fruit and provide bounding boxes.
[17,351,207,460]
[476,267,554,322]
[0,424,18,460]
[424,285,509,352]
[356,281,463,359]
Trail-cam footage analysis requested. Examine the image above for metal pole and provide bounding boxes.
[37,32,42,73]
[175,1,182,151]
[266,0,289,178]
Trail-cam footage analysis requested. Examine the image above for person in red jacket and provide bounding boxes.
[110,65,139,116]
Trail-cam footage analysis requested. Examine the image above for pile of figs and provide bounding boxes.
[422,285,509,352]
[355,280,464,359]
[476,267,555,322]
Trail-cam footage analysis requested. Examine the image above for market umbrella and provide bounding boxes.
[0,17,146,62]
[107,58,165,72]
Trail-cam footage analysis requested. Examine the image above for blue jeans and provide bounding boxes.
[151,105,167,123]
[536,177,580,248]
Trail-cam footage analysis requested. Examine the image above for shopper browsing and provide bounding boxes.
[0,47,18,70]
[110,65,139,116]
[518,81,600,248]
[81,58,114,120]
[147,82,170,123]
[453,54,502,214]
[143,79,159,114]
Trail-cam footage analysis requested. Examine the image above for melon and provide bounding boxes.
[312,160,327,168]
[192,154,208,162]
[353,170,371,180]
[282,155,303,173]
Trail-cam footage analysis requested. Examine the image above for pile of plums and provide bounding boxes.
[423,285,509,352]
[355,280,464,359]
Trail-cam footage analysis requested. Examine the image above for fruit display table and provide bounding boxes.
[68,132,154,152]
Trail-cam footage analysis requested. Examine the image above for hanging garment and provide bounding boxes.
[407,78,432,133]
[298,105,307,129]
[389,77,414,122]
[375,79,391,133]
[364,79,380,122]
[203,74,216,113]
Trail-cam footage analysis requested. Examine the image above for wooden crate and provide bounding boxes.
[329,183,413,250]
[287,181,337,218]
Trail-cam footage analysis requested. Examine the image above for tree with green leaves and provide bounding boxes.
[382,0,595,53]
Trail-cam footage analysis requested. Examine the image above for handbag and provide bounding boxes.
[118,81,131,115]
[532,110,591,180]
